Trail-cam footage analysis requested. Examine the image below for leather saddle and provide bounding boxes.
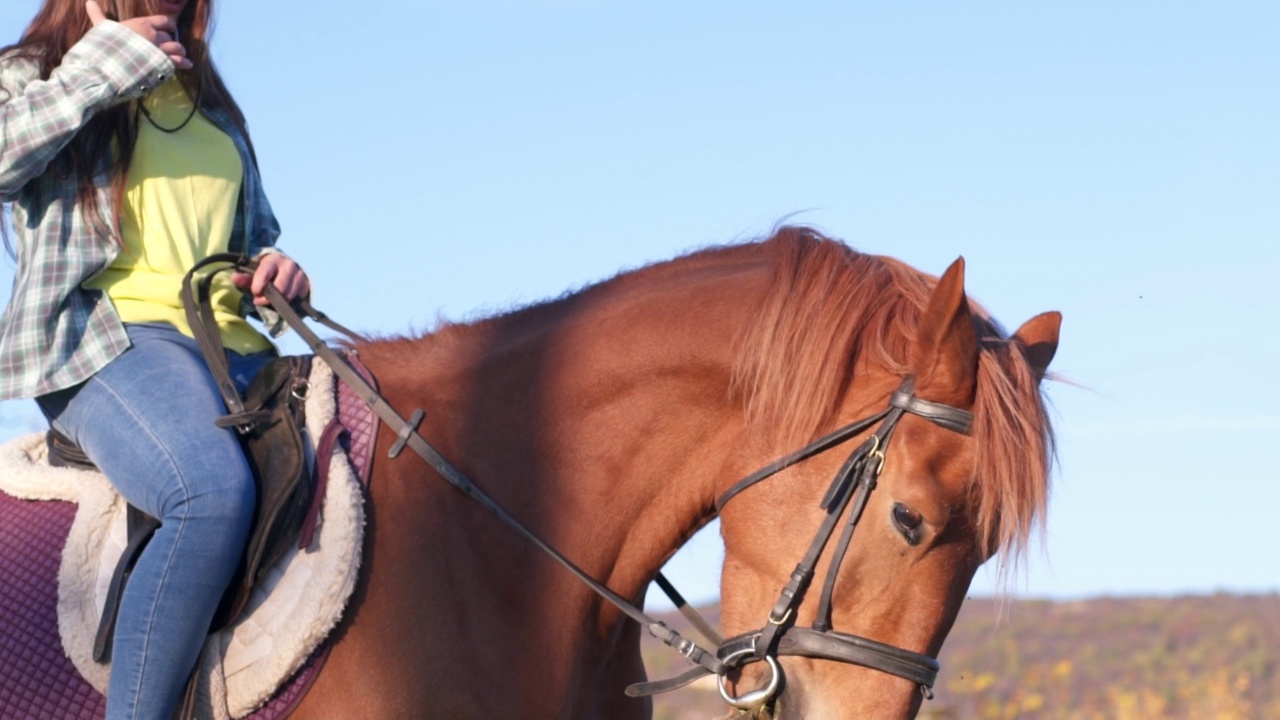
[45,353,316,661]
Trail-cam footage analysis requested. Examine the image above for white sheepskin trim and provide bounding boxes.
[0,359,365,719]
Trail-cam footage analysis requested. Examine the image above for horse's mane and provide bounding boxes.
[731,227,1054,573]
[367,227,1052,571]
[371,240,768,358]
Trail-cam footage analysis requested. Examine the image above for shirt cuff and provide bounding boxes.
[63,21,174,101]
[243,249,291,337]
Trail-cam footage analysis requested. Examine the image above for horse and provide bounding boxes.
[274,225,1058,719]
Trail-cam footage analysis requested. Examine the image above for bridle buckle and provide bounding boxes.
[867,433,886,475]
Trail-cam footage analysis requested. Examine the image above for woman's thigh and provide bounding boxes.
[37,323,254,518]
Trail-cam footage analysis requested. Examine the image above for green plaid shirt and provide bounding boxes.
[0,21,282,401]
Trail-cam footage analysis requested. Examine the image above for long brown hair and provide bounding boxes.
[1,0,252,240]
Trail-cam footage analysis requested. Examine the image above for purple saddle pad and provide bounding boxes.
[0,489,327,720]
[0,354,380,719]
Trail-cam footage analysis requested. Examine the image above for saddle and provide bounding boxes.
[42,255,323,720]
[10,351,374,720]
[45,352,316,658]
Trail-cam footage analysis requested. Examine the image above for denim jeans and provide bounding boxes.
[37,323,275,720]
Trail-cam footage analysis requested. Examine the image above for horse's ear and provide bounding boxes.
[1011,311,1062,384]
[911,257,979,404]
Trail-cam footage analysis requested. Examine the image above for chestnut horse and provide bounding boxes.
[289,227,1059,719]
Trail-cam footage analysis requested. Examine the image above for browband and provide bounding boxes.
[889,391,973,435]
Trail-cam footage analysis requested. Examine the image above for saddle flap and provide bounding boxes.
[218,354,315,629]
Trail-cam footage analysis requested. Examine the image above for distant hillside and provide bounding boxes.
[640,594,1280,719]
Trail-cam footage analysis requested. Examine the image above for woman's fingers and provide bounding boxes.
[157,40,193,69]
[94,9,189,69]
[85,1,107,26]
[233,257,311,305]
[268,260,311,302]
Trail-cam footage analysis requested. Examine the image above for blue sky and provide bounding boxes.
[2,1,1277,607]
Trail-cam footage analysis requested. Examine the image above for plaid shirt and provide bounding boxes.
[0,21,282,401]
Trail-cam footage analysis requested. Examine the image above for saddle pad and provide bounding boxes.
[0,495,104,719]
[0,358,374,719]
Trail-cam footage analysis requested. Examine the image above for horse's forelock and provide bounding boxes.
[971,339,1055,577]
[729,226,926,445]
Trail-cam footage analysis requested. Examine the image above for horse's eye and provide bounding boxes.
[892,503,924,545]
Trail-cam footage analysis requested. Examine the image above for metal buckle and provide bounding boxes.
[867,434,886,475]
[717,648,781,711]
[677,638,698,660]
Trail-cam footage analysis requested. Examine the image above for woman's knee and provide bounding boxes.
[159,458,257,535]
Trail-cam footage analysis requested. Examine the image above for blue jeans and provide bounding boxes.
[38,323,275,720]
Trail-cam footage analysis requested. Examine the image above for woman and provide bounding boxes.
[0,1,309,717]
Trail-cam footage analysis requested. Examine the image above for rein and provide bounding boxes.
[190,255,974,711]
[188,256,728,677]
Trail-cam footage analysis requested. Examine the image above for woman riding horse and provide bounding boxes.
[1,1,309,717]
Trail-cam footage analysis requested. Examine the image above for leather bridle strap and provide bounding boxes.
[625,431,892,699]
[182,254,258,431]
[711,388,972,512]
[629,621,944,697]
[811,415,900,633]
[751,426,889,662]
[654,572,723,647]
[890,390,974,435]
[722,629,940,689]
[715,409,891,511]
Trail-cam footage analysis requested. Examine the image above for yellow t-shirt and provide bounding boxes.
[85,77,271,355]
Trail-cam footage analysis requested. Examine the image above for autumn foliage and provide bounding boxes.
[642,594,1280,719]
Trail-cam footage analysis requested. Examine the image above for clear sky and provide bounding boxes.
[2,1,1277,609]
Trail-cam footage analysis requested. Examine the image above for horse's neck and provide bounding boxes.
[362,266,760,618]
[329,265,770,716]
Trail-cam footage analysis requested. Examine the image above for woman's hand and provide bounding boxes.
[85,1,192,70]
[232,255,312,307]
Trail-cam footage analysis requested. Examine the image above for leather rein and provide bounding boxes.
[197,255,973,711]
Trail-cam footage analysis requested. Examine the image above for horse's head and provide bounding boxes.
[717,246,1059,719]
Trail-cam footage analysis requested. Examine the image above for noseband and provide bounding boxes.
[630,378,973,709]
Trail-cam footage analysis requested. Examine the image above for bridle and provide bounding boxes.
[207,256,975,714]
[627,378,973,709]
